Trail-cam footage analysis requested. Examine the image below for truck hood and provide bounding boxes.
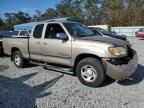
[103,34,127,41]
[78,36,130,47]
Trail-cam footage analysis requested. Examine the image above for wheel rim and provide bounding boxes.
[81,65,97,82]
[14,54,21,66]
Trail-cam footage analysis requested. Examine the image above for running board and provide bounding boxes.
[30,61,73,74]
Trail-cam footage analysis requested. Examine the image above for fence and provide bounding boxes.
[111,26,144,36]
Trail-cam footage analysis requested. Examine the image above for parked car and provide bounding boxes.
[3,21,138,87]
[135,28,144,38]
[89,27,127,41]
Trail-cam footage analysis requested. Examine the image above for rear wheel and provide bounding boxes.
[13,51,25,68]
[76,57,105,87]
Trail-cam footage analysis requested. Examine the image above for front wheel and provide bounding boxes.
[76,57,105,87]
[13,51,25,68]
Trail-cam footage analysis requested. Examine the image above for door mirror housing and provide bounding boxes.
[56,32,68,40]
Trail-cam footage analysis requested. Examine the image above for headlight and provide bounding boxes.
[108,47,127,56]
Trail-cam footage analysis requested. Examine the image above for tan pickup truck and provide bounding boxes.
[3,21,138,87]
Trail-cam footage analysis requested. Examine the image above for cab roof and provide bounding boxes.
[14,17,79,31]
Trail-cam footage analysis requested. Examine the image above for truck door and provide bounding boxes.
[41,23,72,66]
[29,24,44,61]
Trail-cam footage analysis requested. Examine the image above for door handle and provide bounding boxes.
[36,42,40,44]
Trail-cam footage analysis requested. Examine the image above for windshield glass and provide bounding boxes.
[63,22,95,37]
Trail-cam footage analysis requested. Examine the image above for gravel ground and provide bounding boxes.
[0,37,144,108]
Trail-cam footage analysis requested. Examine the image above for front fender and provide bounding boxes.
[72,45,111,65]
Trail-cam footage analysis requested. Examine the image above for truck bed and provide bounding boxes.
[3,37,30,59]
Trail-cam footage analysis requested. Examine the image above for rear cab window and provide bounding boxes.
[19,31,29,36]
[33,24,44,38]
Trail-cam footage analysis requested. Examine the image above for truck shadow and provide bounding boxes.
[118,64,144,86]
[0,49,8,58]
[99,77,115,87]
[0,50,4,57]
[45,68,116,87]
[0,72,64,108]
[24,63,38,68]
[0,54,9,58]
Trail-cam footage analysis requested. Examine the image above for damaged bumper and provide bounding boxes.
[103,50,138,80]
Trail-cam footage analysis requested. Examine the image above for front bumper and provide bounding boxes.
[102,51,138,80]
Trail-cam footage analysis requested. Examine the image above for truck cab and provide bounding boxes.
[28,22,72,66]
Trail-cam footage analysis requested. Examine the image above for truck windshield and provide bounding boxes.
[63,22,95,37]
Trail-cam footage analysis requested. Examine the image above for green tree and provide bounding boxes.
[32,10,44,21]
[125,0,144,26]
[14,11,31,24]
[56,0,73,17]
[101,0,124,26]
[84,0,102,25]
[4,11,31,30]
[2,0,144,31]
[42,8,58,20]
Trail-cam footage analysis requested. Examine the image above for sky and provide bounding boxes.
[0,0,62,18]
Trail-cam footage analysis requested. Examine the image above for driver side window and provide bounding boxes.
[45,24,66,39]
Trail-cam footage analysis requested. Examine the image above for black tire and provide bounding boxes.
[76,57,105,87]
[12,51,25,68]
[0,48,2,57]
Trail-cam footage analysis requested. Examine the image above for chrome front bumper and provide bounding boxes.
[103,51,138,80]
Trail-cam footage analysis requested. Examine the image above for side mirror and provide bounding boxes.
[56,32,68,40]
